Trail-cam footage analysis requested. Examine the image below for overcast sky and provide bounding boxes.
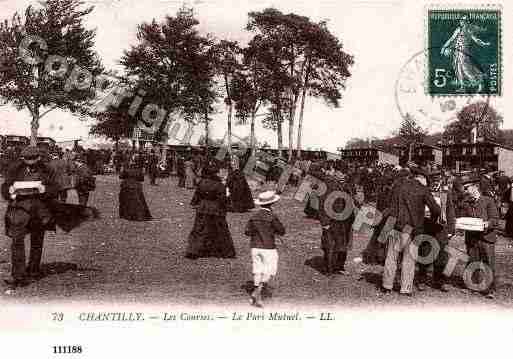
[0,0,509,152]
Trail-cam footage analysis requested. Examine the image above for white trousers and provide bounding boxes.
[251,248,279,284]
[382,231,417,294]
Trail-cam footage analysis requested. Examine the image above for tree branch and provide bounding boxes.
[39,105,58,120]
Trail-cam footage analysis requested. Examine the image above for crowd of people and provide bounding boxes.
[2,143,513,306]
[116,148,513,304]
[305,159,512,299]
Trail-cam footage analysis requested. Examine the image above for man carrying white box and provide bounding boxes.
[458,177,499,299]
[1,146,59,289]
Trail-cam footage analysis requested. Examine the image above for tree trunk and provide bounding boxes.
[288,94,299,162]
[204,113,210,157]
[288,45,295,162]
[227,102,233,155]
[288,92,296,162]
[277,116,283,156]
[224,73,233,155]
[30,107,39,146]
[288,118,293,161]
[250,110,256,156]
[296,61,311,160]
[296,92,306,159]
[287,53,302,162]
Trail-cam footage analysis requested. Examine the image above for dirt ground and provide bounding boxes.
[1,174,513,309]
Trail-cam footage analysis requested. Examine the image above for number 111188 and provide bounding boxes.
[53,346,83,354]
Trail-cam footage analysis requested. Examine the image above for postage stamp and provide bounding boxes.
[426,6,501,96]
[395,48,491,134]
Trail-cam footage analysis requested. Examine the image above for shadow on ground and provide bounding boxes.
[40,262,102,279]
[304,256,327,276]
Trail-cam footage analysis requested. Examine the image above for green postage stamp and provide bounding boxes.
[427,6,501,96]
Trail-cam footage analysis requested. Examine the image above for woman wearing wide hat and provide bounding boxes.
[118,157,152,221]
[73,154,96,207]
[226,155,254,213]
[185,161,236,259]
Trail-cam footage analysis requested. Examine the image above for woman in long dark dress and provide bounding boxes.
[226,157,254,213]
[176,155,185,188]
[184,156,197,189]
[503,187,513,238]
[304,163,323,219]
[119,159,152,221]
[185,162,236,259]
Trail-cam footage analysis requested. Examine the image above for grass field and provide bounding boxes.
[1,174,513,309]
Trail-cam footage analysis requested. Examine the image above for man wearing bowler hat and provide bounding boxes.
[460,176,499,299]
[416,168,454,293]
[1,146,59,289]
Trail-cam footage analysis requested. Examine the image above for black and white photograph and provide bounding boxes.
[0,0,512,357]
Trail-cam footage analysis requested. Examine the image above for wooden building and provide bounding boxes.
[165,145,328,161]
[3,135,29,150]
[339,147,399,166]
[258,148,328,161]
[396,143,443,166]
[441,140,513,175]
[37,137,57,151]
[341,140,513,176]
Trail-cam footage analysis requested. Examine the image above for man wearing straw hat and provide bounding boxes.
[244,190,286,307]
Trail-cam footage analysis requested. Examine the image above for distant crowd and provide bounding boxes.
[2,142,513,305]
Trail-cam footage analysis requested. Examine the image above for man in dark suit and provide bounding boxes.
[147,149,159,186]
[312,168,355,276]
[74,155,96,206]
[415,172,460,293]
[47,152,75,202]
[496,171,510,205]
[461,177,499,299]
[382,167,441,296]
[2,146,59,289]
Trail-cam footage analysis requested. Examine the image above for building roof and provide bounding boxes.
[340,147,386,152]
[440,140,513,152]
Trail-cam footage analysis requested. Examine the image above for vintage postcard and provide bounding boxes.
[0,0,512,357]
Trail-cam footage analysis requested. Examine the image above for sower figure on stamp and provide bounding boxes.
[1,146,59,289]
[381,165,441,296]
[440,15,490,93]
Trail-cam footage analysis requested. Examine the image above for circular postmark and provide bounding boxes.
[395,47,492,134]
